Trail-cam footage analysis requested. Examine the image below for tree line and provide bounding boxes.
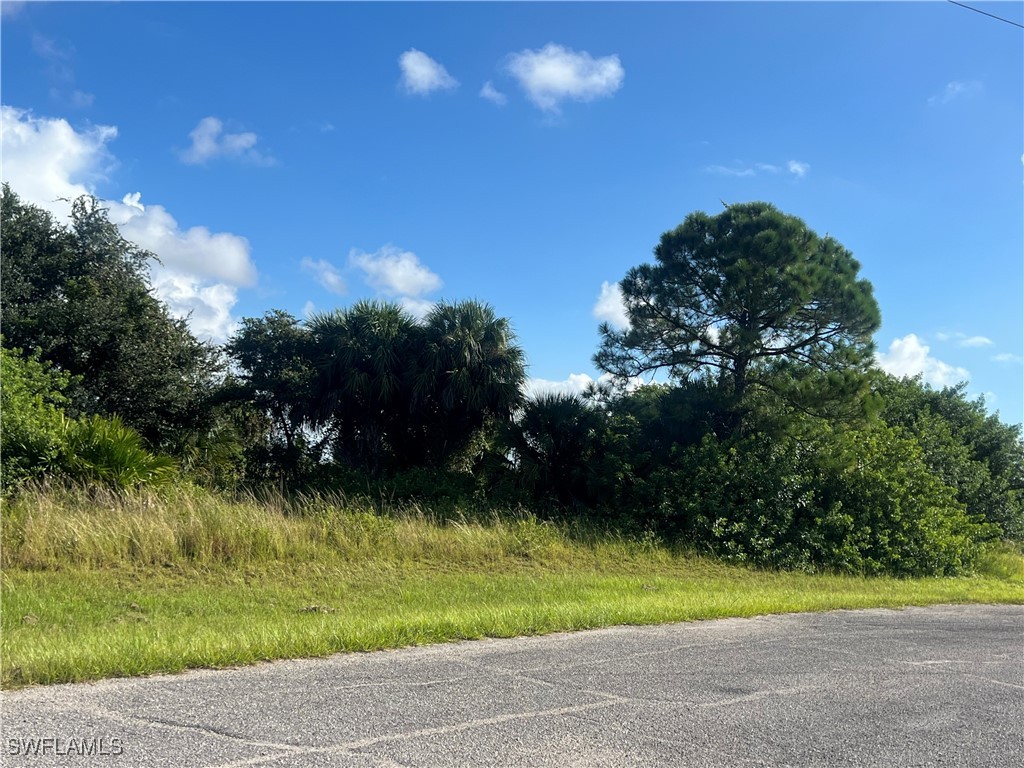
[2,185,1021,575]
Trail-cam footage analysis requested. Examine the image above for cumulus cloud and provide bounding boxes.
[149,271,239,342]
[506,43,623,113]
[593,281,630,331]
[479,81,507,106]
[301,258,347,295]
[1,106,258,342]
[929,80,982,106]
[398,49,459,95]
[524,372,643,400]
[399,296,436,320]
[107,193,256,286]
[524,373,600,400]
[0,105,116,219]
[876,334,969,388]
[349,245,442,297]
[179,116,274,166]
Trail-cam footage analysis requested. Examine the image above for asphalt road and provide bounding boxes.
[2,605,1022,768]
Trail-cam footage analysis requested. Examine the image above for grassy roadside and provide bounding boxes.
[3,486,1023,689]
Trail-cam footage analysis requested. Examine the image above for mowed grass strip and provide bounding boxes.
[3,486,1023,688]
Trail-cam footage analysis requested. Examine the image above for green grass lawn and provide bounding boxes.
[3,486,1023,689]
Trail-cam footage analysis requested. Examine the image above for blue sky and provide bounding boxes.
[2,1,1022,424]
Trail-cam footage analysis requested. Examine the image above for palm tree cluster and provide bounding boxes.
[228,300,526,477]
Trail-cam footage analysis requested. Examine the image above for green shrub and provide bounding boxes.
[664,421,989,576]
[876,375,1024,541]
[61,414,178,489]
[1,345,71,489]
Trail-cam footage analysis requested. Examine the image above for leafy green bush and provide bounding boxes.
[61,414,178,489]
[1,345,71,488]
[3,345,179,491]
[876,375,1024,541]
[662,421,989,576]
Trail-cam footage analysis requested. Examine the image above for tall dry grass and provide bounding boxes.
[0,483,667,571]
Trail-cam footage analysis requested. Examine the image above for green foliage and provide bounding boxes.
[596,202,880,433]
[500,393,611,511]
[1,186,221,450]
[413,301,527,467]
[307,299,525,475]
[664,422,988,576]
[876,375,1024,540]
[1,343,177,490]
[0,345,71,487]
[224,310,319,480]
[60,414,178,489]
[308,301,423,475]
[4,184,1015,580]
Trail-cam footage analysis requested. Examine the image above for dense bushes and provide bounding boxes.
[4,188,1022,578]
[875,376,1023,540]
[485,376,1016,575]
[1,346,177,491]
[1,345,70,486]
[666,423,987,575]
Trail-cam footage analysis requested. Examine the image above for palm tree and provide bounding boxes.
[503,392,608,509]
[412,300,526,467]
[306,299,526,475]
[307,301,420,475]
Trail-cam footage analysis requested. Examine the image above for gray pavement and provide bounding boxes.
[2,605,1022,767]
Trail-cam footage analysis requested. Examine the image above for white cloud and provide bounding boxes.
[593,281,630,331]
[302,300,316,319]
[1,106,258,343]
[524,372,643,400]
[935,331,995,348]
[506,43,623,113]
[876,334,969,388]
[149,270,238,343]
[107,193,256,286]
[706,160,809,179]
[349,245,442,297]
[99,195,254,342]
[399,296,436,320]
[301,258,347,295]
[398,49,458,96]
[0,105,116,219]
[960,335,993,348]
[929,80,982,106]
[787,160,810,178]
[479,81,508,106]
[179,116,274,166]
[524,373,599,399]
[992,353,1023,364]
[705,164,757,177]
